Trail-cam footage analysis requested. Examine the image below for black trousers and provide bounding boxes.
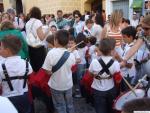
[28,46,46,72]
[93,87,117,113]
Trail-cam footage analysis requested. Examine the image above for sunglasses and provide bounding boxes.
[74,16,79,18]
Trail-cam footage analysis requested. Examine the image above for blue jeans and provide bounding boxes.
[51,88,74,113]
[93,87,116,113]
[9,92,31,113]
[77,64,86,82]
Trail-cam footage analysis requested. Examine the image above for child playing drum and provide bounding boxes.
[89,38,122,113]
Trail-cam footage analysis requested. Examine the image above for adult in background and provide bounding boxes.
[90,13,103,41]
[56,10,69,30]
[0,21,28,59]
[101,10,123,57]
[7,8,25,31]
[130,12,139,28]
[26,7,49,72]
[73,10,84,37]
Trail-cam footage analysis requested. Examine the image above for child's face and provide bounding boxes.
[68,40,76,48]
[51,27,57,34]
[0,42,9,58]
[122,34,133,44]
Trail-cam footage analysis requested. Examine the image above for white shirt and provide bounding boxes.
[77,46,88,64]
[0,96,18,113]
[73,21,85,34]
[42,48,75,91]
[26,18,43,39]
[72,50,80,60]
[121,43,136,77]
[130,19,139,28]
[91,23,102,41]
[89,56,120,91]
[89,45,96,62]
[13,17,25,30]
[0,56,33,97]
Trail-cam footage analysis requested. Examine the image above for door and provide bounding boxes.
[112,0,129,19]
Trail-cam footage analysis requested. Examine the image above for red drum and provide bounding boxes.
[113,89,145,113]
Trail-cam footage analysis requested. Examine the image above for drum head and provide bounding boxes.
[114,89,145,111]
[147,88,150,97]
[143,60,150,76]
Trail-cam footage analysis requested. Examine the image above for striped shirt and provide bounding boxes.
[106,26,122,47]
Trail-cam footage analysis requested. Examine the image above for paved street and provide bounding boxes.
[74,98,96,113]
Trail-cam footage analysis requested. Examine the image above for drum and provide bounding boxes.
[147,88,150,97]
[113,89,145,113]
[143,60,150,76]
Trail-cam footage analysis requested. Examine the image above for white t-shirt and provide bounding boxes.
[0,56,33,97]
[89,45,96,62]
[77,46,88,64]
[91,23,102,41]
[121,43,136,78]
[0,96,18,113]
[13,17,25,30]
[73,21,85,34]
[72,50,80,60]
[89,56,120,91]
[130,19,139,28]
[42,48,75,91]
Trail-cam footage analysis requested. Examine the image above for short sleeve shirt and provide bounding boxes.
[89,56,120,91]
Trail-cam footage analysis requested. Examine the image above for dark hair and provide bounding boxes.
[55,30,69,47]
[85,19,94,25]
[121,26,136,40]
[57,10,63,14]
[51,25,57,29]
[122,98,150,113]
[73,10,82,19]
[46,35,54,46]
[99,38,116,56]
[89,36,97,45]
[29,7,41,20]
[122,18,130,25]
[51,14,55,19]
[76,33,86,48]
[95,13,104,27]
[2,35,22,55]
[69,35,75,42]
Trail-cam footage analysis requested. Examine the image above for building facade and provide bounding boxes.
[2,0,102,15]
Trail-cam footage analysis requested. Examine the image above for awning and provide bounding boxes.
[131,0,143,9]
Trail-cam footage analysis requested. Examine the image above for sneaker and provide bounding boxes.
[74,94,82,98]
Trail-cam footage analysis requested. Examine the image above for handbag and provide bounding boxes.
[26,20,43,48]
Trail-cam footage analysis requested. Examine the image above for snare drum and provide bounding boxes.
[113,89,145,113]
[147,88,150,97]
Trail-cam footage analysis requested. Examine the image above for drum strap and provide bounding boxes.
[2,61,29,91]
[95,58,114,79]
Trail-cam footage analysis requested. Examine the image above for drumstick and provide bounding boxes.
[122,76,137,97]
[133,74,148,90]
[126,74,147,98]
[69,41,84,52]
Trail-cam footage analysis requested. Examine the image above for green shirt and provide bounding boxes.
[0,29,29,59]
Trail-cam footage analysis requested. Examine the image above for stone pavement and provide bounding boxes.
[74,98,96,113]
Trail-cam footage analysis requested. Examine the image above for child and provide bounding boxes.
[50,25,57,34]
[121,26,137,91]
[46,34,55,49]
[0,35,33,113]
[42,30,75,113]
[68,35,81,64]
[89,38,121,113]
[75,33,88,97]
[89,36,97,62]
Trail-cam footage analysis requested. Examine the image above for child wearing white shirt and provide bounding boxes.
[89,38,121,113]
[42,30,75,113]
[0,35,33,113]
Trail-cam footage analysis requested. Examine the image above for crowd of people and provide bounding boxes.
[0,6,150,113]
